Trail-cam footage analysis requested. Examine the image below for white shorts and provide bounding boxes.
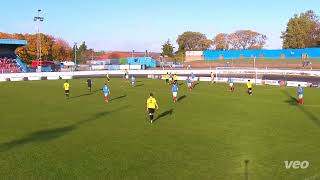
[299,94,303,99]
[104,93,109,97]
[187,83,192,87]
[125,75,129,79]
[172,92,178,97]
[229,83,234,87]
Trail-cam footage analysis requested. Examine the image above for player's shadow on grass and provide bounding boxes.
[244,160,249,180]
[0,105,129,152]
[70,93,92,99]
[284,95,298,106]
[92,89,103,93]
[282,90,298,106]
[193,82,200,87]
[178,95,187,102]
[154,108,173,122]
[110,95,126,102]
[70,89,101,99]
[135,83,144,87]
[282,90,320,128]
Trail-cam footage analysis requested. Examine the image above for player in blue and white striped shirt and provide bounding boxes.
[131,75,136,87]
[186,76,192,91]
[172,82,179,103]
[229,78,234,92]
[297,84,304,105]
[103,83,110,103]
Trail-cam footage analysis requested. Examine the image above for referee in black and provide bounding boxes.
[87,78,92,92]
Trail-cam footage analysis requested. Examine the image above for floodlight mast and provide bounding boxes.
[74,42,77,66]
[34,9,44,71]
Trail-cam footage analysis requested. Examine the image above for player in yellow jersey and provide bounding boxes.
[247,80,253,95]
[106,73,110,82]
[164,72,170,84]
[146,93,159,123]
[63,80,70,99]
[173,74,178,84]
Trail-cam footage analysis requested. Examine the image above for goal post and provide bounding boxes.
[215,67,261,85]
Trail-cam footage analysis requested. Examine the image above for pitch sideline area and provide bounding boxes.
[0,78,319,180]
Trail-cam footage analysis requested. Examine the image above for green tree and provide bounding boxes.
[77,41,88,64]
[161,39,175,58]
[176,31,212,51]
[174,51,185,62]
[282,10,320,49]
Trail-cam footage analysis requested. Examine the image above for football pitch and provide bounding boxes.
[0,78,320,180]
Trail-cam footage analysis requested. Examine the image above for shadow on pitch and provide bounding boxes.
[110,95,127,102]
[0,105,128,152]
[70,89,101,99]
[193,82,200,87]
[92,88,103,93]
[283,90,298,106]
[178,95,187,102]
[282,90,320,128]
[70,93,92,99]
[244,160,249,180]
[135,83,144,87]
[154,108,173,122]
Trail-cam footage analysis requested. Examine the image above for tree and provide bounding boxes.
[174,51,185,62]
[227,30,267,50]
[76,41,88,64]
[0,32,92,63]
[213,33,229,50]
[19,34,38,62]
[227,32,242,50]
[161,39,175,58]
[0,32,13,39]
[282,10,320,49]
[52,38,72,61]
[39,34,54,61]
[176,31,212,51]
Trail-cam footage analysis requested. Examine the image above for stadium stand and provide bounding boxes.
[0,57,20,73]
[0,39,28,73]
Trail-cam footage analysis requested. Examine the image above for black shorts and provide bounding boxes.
[88,85,92,88]
[65,90,69,94]
[166,79,169,82]
[248,88,252,91]
[148,108,155,114]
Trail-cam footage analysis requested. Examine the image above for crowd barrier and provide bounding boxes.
[0,69,319,87]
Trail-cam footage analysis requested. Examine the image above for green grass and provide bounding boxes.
[0,78,320,180]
